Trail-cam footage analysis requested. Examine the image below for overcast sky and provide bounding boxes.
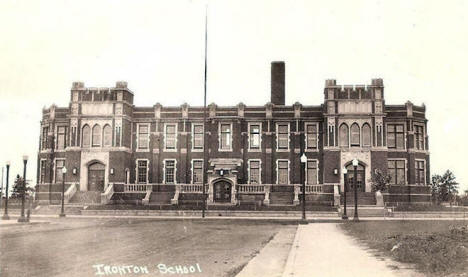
[0,0,467,193]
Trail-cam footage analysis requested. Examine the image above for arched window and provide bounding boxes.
[350,123,360,146]
[362,123,371,146]
[339,124,349,147]
[92,124,101,147]
[82,125,90,148]
[103,125,112,147]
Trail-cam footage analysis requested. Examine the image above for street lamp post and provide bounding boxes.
[342,167,348,220]
[18,156,28,223]
[2,161,10,220]
[352,158,359,222]
[300,153,307,222]
[60,166,67,217]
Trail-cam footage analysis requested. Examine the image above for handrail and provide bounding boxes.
[101,183,114,204]
[238,184,264,194]
[64,183,77,204]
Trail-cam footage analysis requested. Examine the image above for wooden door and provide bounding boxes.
[213,181,231,203]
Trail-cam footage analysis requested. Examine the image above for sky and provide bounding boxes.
[0,0,467,193]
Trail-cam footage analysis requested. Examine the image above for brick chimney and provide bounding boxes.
[271,61,285,105]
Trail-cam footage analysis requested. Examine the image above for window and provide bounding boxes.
[192,160,203,184]
[103,125,112,147]
[92,124,101,147]
[192,124,204,150]
[388,160,406,185]
[249,124,261,149]
[249,160,261,184]
[416,160,425,185]
[55,160,65,183]
[362,123,371,147]
[71,126,77,147]
[277,124,289,150]
[277,160,289,184]
[220,123,232,150]
[306,124,318,149]
[41,127,49,150]
[328,125,335,146]
[40,160,46,184]
[415,125,424,150]
[57,126,67,150]
[139,124,150,150]
[82,125,90,148]
[164,160,176,184]
[164,124,176,150]
[387,124,404,149]
[339,124,349,147]
[306,160,318,185]
[137,160,148,183]
[115,126,121,147]
[350,123,360,146]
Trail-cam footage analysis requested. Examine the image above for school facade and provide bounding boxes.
[35,62,431,207]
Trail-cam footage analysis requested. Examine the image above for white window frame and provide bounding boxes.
[191,123,204,152]
[191,159,204,184]
[305,159,319,185]
[305,122,319,151]
[135,159,150,184]
[248,122,262,151]
[361,123,372,147]
[163,159,177,184]
[218,122,233,152]
[386,122,406,150]
[137,123,151,151]
[387,159,407,185]
[163,123,178,152]
[56,125,67,151]
[276,159,290,185]
[415,159,426,185]
[247,159,262,184]
[39,159,47,184]
[414,123,425,151]
[276,122,290,151]
[52,158,66,184]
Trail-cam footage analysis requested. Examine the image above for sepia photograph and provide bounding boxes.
[0,0,467,276]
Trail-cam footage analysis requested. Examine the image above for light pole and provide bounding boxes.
[18,156,28,223]
[2,161,10,220]
[60,166,67,217]
[352,158,359,222]
[342,167,348,220]
[300,153,307,222]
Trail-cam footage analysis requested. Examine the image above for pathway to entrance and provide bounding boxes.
[238,223,423,277]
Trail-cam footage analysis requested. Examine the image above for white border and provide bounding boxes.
[218,122,233,152]
[163,159,177,184]
[276,159,290,185]
[276,122,290,151]
[248,122,262,151]
[191,159,204,184]
[247,159,262,184]
[135,159,150,184]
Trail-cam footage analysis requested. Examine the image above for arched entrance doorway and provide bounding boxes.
[345,163,365,192]
[88,162,105,192]
[213,179,232,203]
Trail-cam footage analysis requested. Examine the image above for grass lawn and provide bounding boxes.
[340,220,468,277]
[0,218,296,277]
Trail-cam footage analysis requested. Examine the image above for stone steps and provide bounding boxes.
[149,192,174,204]
[69,191,101,204]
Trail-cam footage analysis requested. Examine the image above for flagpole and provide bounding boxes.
[202,4,208,218]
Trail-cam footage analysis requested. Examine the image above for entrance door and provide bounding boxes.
[346,164,365,192]
[213,181,231,203]
[88,162,105,192]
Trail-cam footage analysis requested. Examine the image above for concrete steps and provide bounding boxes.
[270,192,294,205]
[149,192,174,204]
[341,192,376,205]
[69,191,101,204]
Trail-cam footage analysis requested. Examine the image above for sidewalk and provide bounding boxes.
[281,223,423,277]
[0,218,50,226]
[236,227,297,277]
